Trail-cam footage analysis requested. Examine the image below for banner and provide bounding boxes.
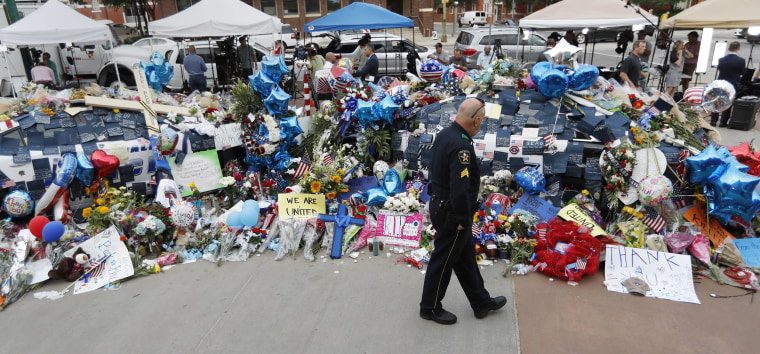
[169,150,223,196]
[277,193,326,219]
[67,226,134,295]
[376,210,423,249]
[557,203,606,236]
[604,245,700,304]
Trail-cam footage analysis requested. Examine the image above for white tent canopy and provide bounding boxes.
[148,0,282,37]
[0,0,114,45]
[660,0,760,29]
[520,0,657,29]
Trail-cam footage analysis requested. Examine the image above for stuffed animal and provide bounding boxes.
[48,247,90,282]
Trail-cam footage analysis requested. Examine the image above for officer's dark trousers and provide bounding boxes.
[420,201,490,314]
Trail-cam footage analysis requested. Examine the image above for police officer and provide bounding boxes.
[420,97,506,325]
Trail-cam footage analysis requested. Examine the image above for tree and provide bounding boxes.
[631,0,683,8]
[101,0,159,36]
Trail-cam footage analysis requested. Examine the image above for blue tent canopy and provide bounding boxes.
[304,3,413,32]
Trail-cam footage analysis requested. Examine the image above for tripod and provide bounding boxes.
[492,38,504,61]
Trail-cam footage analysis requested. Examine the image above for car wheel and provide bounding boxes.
[577,33,586,44]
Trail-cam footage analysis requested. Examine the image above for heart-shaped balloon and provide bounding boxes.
[91,150,120,178]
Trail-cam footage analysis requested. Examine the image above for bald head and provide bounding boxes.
[326,52,336,63]
[456,98,486,137]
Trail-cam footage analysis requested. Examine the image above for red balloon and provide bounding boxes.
[90,150,120,178]
[29,215,50,240]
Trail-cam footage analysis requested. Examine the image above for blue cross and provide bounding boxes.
[318,204,365,259]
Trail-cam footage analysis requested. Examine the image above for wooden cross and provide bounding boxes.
[83,64,190,137]
[318,204,365,259]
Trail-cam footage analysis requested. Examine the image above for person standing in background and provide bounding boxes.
[237,37,258,82]
[681,31,700,93]
[711,41,745,127]
[183,45,208,93]
[42,52,58,85]
[637,32,653,89]
[665,40,686,98]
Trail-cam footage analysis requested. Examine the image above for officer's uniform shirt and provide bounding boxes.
[428,121,480,227]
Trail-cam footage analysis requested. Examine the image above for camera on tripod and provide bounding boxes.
[493,38,504,60]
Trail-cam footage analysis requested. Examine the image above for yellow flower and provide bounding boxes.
[331,175,341,183]
[310,181,322,193]
[582,189,589,196]
[0,115,9,121]
[189,182,196,189]
[96,198,104,205]
[96,206,109,214]
[337,169,345,177]
[82,207,92,218]
[635,137,643,145]
[340,188,349,193]
[326,192,337,200]
[498,214,508,221]
[27,100,36,105]
[113,108,120,113]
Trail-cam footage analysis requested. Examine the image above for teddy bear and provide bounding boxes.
[48,247,90,282]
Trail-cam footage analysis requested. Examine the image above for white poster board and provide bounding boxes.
[65,226,134,295]
[605,245,700,304]
[214,123,243,150]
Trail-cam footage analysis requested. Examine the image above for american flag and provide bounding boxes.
[575,257,587,270]
[294,151,313,178]
[322,153,334,167]
[642,206,666,233]
[537,228,547,240]
[0,180,16,189]
[84,253,112,280]
[472,223,482,238]
[543,134,555,151]
[671,184,692,209]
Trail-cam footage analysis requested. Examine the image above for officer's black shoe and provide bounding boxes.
[420,309,457,325]
[710,121,717,127]
[474,296,507,319]
[719,123,728,128]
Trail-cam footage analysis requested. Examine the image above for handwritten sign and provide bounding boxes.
[277,193,326,219]
[508,193,559,223]
[682,203,734,247]
[731,239,760,268]
[67,226,134,295]
[168,150,223,196]
[214,123,243,150]
[376,210,423,249]
[557,203,606,236]
[605,245,700,304]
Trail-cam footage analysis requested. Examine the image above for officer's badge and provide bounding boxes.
[458,150,470,164]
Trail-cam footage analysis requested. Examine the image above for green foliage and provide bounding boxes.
[230,79,263,122]
[359,128,392,164]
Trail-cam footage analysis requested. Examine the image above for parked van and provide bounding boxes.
[460,11,487,27]
[454,27,548,69]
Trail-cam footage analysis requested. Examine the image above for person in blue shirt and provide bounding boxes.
[183,45,208,93]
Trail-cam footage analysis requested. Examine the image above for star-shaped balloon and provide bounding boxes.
[372,95,400,125]
[543,38,582,67]
[264,85,292,115]
[140,51,174,92]
[353,99,379,128]
[250,70,275,97]
[278,115,303,148]
[362,168,403,206]
[686,145,726,184]
[261,55,289,83]
[705,164,760,224]
[272,148,292,172]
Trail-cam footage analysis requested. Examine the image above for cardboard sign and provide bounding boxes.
[376,210,423,249]
[682,203,734,247]
[508,193,559,223]
[605,245,700,304]
[277,193,326,219]
[730,238,760,268]
[214,123,244,150]
[557,203,606,236]
[68,226,135,295]
[168,150,223,196]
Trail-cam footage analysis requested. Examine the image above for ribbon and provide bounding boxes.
[336,213,351,228]
[604,149,638,188]
[341,97,358,122]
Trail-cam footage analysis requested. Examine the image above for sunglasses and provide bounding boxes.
[470,97,485,119]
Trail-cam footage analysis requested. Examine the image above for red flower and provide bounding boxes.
[633,100,643,109]
[485,202,492,207]
[518,238,525,243]
[620,162,627,168]
[606,184,614,191]
[494,221,501,228]
[478,210,486,216]
[342,89,348,93]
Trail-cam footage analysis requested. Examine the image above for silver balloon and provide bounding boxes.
[701,79,736,113]
[543,38,582,68]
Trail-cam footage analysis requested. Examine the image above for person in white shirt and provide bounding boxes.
[477,45,494,70]
[324,52,336,69]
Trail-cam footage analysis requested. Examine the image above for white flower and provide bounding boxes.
[243,181,252,188]
[487,67,494,73]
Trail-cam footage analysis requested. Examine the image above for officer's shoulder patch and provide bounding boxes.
[458,150,470,164]
[461,133,470,140]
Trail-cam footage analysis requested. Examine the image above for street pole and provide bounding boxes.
[452,2,458,38]
[442,0,448,43]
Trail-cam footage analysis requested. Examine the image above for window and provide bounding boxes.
[327,0,341,13]
[529,34,546,46]
[261,0,277,16]
[456,32,474,45]
[479,34,518,46]
[305,0,320,16]
[283,0,299,16]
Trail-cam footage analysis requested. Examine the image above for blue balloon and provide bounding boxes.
[569,64,600,91]
[363,186,389,206]
[55,153,77,188]
[243,200,258,211]
[373,95,400,125]
[537,69,568,99]
[76,153,94,186]
[261,55,289,83]
[707,163,760,224]
[250,70,275,97]
[383,168,403,196]
[42,221,65,243]
[514,167,546,195]
[227,211,243,228]
[354,99,379,128]
[264,85,292,115]
[278,115,303,145]
[140,51,173,92]
[272,149,292,172]
[241,204,260,228]
[686,145,725,184]
[530,61,552,83]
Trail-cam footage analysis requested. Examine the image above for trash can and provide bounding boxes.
[729,96,760,131]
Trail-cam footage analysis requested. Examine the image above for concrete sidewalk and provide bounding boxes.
[0,254,519,353]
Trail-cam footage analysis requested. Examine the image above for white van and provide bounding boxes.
[460,11,487,27]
